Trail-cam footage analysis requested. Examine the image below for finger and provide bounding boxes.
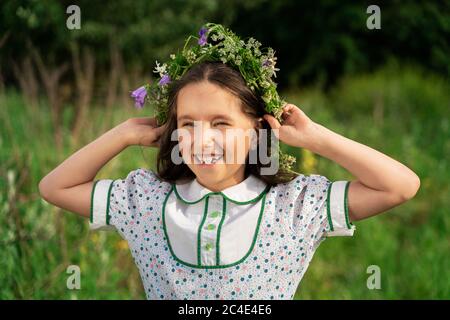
[263,114,281,130]
[149,137,161,148]
[133,117,158,126]
[285,104,305,116]
[283,104,305,122]
[263,114,281,139]
[284,103,297,111]
[283,104,292,111]
[147,130,165,147]
[282,103,296,115]
[150,131,164,147]
[151,124,166,139]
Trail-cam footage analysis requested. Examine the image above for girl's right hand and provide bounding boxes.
[116,117,166,147]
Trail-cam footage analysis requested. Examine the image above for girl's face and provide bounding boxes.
[176,81,258,191]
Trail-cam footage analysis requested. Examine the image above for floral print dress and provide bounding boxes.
[90,168,355,299]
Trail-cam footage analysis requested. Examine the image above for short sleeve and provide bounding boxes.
[285,174,355,250]
[89,168,165,238]
[89,178,115,231]
[324,180,355,237]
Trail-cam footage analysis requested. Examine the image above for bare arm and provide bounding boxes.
[305,122,420,222]
[264,104,421,222]
[38,117,165,218]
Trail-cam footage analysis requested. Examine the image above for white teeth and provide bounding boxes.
[194,154,223,164]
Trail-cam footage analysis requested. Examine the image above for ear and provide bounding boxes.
[255,117,264,129]
[249,118,263,148]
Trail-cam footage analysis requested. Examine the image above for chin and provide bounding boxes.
[193,167,228,181]
[194,168,224,179]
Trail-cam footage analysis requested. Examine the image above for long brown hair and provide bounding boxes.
[155,61,298,186]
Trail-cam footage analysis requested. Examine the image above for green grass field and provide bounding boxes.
[1,64,449,299]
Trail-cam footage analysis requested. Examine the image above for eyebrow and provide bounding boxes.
[177,114,234,122]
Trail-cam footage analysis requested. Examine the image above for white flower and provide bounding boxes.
[184,50,197,64]
[246,37,255,49]
[153,60,168,77]
[260,80,271,88]
[262,91,273,104]
[261,56,280,78]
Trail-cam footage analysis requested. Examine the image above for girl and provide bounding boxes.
[39,63,420,300]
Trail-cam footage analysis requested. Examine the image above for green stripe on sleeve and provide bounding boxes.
[326,182,334,231]
[90,180,100,223]
[106,180,115,225]
[344,181,353,229]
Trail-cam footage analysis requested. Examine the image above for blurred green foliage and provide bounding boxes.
[1,64,448,299]
[1,1,449,89]
[1,0,448,300]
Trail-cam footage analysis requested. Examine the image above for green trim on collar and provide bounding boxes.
[326,182,334,232]
[90,180,100,224]
[173,182,270,205]
[173,185,204,205]
[162,186,268,269]
[105,180,115,226]
[344,181,353,229]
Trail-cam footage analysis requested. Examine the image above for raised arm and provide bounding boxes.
[301,122,420,222]
[38,117,165,218]
[264,104,421,222]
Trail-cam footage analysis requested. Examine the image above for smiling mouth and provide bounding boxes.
[193,154,224,165]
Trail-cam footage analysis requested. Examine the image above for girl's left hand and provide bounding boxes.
[263,103,316,149]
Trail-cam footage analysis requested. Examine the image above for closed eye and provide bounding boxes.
[214,122,230,126]
[181,122,230,127]
[180,121,230,127]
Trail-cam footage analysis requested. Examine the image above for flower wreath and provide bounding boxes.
[131,22,296,172]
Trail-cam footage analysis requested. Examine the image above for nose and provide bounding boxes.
[193,122,222,153]
[201,126,215,146]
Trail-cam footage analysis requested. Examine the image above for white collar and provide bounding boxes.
[174,174,268,204]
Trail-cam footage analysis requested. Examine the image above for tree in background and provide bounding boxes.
[1,0,449,103]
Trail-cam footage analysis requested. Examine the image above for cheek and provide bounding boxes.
[177,130,193,154]
[223,130,252,163]
[178,139,189,155]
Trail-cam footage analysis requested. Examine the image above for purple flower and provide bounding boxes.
[199,26,208,37]
[130,86,147,108]
[198,27,208,46]
[262,59,270,67]
[158,74,171,86]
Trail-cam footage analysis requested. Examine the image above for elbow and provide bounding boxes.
[399,174,421,201]
[38,177,53,203]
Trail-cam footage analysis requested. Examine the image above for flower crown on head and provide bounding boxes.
[130,22,296,172]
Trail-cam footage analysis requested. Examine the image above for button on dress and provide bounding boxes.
[90,168,355,299]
